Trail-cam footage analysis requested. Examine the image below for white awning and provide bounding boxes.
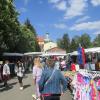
[85,47,100,53]
[3,53,23,56]
[70,51,78,56]
[41,52,67,56]
[24,52,43,56]
[70,47,100,56]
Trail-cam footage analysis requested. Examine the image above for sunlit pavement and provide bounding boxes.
[0,73,72,100]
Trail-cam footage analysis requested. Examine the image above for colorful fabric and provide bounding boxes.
[73,72,100,100]
[77,47,86,66]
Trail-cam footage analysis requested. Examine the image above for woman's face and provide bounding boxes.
[34,57,40,66]
[37,57,40,62]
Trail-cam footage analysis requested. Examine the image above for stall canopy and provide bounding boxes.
[41,52,67,56]
[3,53,24,56]
[85,47,100,53]
[24,52,43,56]
[70,47,100,56]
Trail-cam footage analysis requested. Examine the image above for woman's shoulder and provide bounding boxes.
[33,66,42,70]
[33,66,38,70]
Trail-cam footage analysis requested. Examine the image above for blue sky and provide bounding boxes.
[14,0,100,41]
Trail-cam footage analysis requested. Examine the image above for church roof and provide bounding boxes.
[37,36,44,42]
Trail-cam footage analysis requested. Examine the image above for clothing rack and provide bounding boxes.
[78,69,100,78]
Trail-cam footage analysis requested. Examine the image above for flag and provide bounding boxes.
[77,47,85,66]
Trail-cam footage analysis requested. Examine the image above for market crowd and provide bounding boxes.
[0,55,100,100]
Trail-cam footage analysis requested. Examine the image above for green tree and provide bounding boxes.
[57,39,64,49]
[24,19,40,51]
[93,34,100,47]
[17,25,36,52]
[0,0,40,54]
[57,33,70,53]
[25,19,36,36]
[70,38,77,52]
[0,0,20,53]
[79,33,92,48]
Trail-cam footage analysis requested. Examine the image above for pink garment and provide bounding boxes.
[97,80,100,100]
[61,60,66,68]
[77,73,84,84]
[33,66,42,97]
[98,91,100,100]
[97,80,100,86]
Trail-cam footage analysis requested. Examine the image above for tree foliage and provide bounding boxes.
[57,33,95,53]
[0,0,99,54]
[0,0,40,54]
[24,19,41,51]
[25,19,36,36]
[57,33,70,52]
[93,34,100,47]
[0,0,20,52]
[70,38,77,52]
[79,33,92,48]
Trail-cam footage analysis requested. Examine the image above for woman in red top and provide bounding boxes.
[71,63,76,71]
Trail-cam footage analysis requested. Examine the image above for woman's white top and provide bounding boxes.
[15,66,24,77]
[3,64,10,75]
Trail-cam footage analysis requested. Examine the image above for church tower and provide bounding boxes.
[44,33,50,43]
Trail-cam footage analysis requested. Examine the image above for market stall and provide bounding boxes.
[72,69,100,100]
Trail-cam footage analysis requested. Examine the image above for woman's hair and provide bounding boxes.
[46,58,55,68]
[33,56,42,68]
[17,60,22,68]
[5,60,9,64]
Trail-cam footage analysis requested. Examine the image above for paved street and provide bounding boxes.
[0,73,72,100]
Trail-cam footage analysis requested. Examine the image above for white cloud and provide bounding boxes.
[49,0,60,3]
[76,16,90,23]
[19,8,27,13]
[55,1,67,11]
[49,0,67,11]
[54,23,67,29]
[93,31,100,35]
[48,0,88,19]
[64,0,87,19]
[91,0,100,6]
[70,21,100,31]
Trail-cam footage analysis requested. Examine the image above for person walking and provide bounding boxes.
[3,60,10,87]
[32,56,43,100]
[38,58,67,100]
[15,61,25,90]
[60,58,66,71]
[0,61,3,82]
[54,58,60,70]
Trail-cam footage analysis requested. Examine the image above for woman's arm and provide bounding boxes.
[38,70,45,93]
[32,67,37,85]
[59,71,67,93]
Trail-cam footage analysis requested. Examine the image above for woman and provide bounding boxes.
[15,61,24,90]
[0,61,3,82]
[3,60,10,87]
[39,58,67,100]
[32,56,42,100]
[71,62,76,72]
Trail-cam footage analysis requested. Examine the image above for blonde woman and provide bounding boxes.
[32,56,42,100]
